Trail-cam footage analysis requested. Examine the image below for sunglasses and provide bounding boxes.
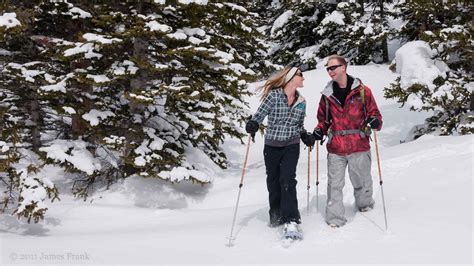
[326,64,343,72]
[294,72,303,77]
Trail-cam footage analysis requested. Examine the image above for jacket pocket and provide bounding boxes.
[288,105,305,126]
[347,96,364,121]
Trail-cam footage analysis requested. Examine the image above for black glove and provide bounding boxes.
[300,131,316,147]
[313,128,324,141]
[245,120,259,137]
[365,116,380,129]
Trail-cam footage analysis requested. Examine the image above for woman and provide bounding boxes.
[245,66,315,238]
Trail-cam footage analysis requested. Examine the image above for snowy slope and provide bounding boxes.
[0,65,472,265]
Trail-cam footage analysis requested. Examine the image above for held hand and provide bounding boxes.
[245,120,259,138]
[365,116,380,129]
[313,128,324,141]
[300,131,316,147]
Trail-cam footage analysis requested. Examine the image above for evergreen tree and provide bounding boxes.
[241,0,279,76]
[314,0,394,64]
[267,1,325,69]
[0,2,60,222]
[0,0,265,221]
[266,1,394,68]
[385,0,473,135]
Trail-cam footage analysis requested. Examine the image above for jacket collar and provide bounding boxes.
[293,90,305,107]
[321,75,361,97]
[276,87,306,107]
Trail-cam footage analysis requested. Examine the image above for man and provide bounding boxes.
[313,55,382,228]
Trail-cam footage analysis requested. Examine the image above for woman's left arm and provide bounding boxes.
[298,101,306,133]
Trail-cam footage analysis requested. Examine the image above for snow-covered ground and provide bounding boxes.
[0,65,472,265]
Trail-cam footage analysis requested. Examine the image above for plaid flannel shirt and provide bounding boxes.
[252,88,306,146]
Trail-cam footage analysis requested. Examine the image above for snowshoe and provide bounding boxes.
[282,222,303,240]
[359,204,374,212]
[328,223,340,228]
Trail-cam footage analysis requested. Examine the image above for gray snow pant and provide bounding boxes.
[326,151,375,226]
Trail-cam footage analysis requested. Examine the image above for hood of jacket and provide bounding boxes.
[321,75,362,97]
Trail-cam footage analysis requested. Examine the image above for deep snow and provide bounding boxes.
[0,64,472,265]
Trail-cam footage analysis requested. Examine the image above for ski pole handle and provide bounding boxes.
[238,135,252,187]
[374,130,383,183]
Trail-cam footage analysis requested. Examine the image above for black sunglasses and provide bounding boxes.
[326,64,343,72]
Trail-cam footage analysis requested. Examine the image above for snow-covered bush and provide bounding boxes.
[385,1,473,136]
[13,163,59,223]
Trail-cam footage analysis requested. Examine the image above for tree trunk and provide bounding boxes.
[130,0,147,115]
[29,91,41,152]
[380,0,389,62]
[71,82,94,140]
[123,0,148,175]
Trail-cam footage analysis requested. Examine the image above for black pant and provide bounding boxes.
[263,143,301,225]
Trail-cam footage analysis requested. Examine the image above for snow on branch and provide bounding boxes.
[0,12,21,29]
[82,109,115,127]
[395,41,449,90]
[158,166,211,183]
[39,139,101,175]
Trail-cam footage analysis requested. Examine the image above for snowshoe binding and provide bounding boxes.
[282,222,303,241]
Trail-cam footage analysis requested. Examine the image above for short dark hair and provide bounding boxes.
[325,55,347,66]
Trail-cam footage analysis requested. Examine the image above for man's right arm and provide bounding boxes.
[316,96,329,132]
[314,95,328,140]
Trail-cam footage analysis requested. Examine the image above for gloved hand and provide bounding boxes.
[313,128,324,141]
[300,131,316,147]
[245,120,259,138]
[365,116,380,129]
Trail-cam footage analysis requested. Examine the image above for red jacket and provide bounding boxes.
[316,77,382,155]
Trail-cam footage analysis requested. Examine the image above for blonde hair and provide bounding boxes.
[256,66,294,101]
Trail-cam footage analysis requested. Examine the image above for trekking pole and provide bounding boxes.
[315,141,319,213]
[374,130,388,231]
[306,147,311,214]
[227,135,252,247]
